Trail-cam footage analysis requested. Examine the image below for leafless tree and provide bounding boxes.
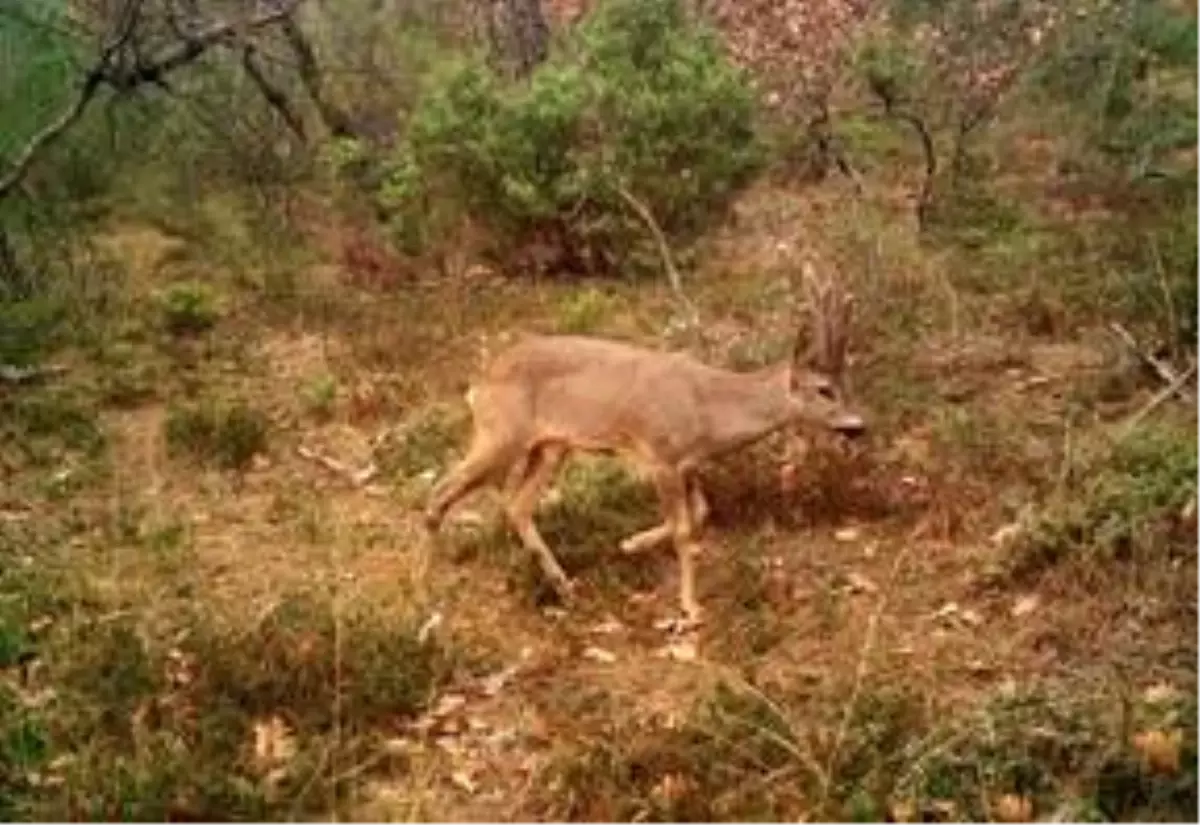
[484,0,549,78]
[0,0,362,202]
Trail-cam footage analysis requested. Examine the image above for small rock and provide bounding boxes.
[862,542,878,559]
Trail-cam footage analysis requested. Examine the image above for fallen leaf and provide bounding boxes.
[1011,594,1040,618]
[450,770,477,794]
[417,612,443,644]
[1142,682,1181,706]
[929,798,957,820]
[1132,729,1182,775]
[889,799,918,823]
[960,608,984,627]
[590,617,625,635]
[251,716,296,772]
[432,693,467,718]
[581,645,617,664]
[834,526,861,543]
[656,640,698,662]
[991,523,1024,547]
[481,664,521,697]
[993,793,1033,822]
[844,572,877,594]
[934,601,960,620]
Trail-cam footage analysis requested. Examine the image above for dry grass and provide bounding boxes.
[2,118,1196,823]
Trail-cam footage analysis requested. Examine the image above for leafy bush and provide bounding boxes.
[381,0,763,272]
[1032,0,1197,179]
[164,400,269,470]
[1008,424,1198,581]
[9,595,452,821]
[159,280,221,336]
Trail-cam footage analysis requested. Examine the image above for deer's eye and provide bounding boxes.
[817,385,836,400]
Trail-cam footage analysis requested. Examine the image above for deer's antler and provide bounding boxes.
[794,259,854,384]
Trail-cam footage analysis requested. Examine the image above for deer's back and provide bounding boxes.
[478,334,708,455]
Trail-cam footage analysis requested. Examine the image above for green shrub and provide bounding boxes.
[164,400,269,470]
[158,281,221,336]
[1008,424,1198,580]
[382,0,763,271]
[1032,0,1197,179]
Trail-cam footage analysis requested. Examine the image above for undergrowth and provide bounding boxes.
[1006,422,1198,583]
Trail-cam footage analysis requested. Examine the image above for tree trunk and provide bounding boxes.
[487,0,549,78]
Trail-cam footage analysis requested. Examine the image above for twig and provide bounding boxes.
[1108,321,1186,398]
[297,445,379,486]
[0,0,302,200]
[0,363,69,385]
[817,541,913,814]
[240,43,307,141]
[1116,361,1197,442]
[613,183,700,327]
[280,15,357,138]
[868,80,937,230]
[1150,236,1179,363]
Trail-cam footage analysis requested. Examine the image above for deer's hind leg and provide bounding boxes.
[503,442,573,598]
[425,436,516,532]
[620,470,708,555]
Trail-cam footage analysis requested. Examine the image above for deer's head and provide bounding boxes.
[784,261,866,439]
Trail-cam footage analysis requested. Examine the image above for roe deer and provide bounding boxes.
[424,263,866,624]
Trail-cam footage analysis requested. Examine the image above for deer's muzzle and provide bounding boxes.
[832,413,866,439]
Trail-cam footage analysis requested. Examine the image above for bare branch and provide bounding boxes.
[614,183,700,326]
[297,446,378,486]
[868,77,938,230]
[241,44,307,141]
[0,363,69,386]
[0,0,304,200]
[1109,321,1188,399]
[1117,361,1198,442]
[279,15,356,138]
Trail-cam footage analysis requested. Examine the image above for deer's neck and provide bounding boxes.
[696,363,792,455]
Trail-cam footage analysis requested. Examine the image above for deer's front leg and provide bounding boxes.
[503,444,574,599]
[647,464,703,624]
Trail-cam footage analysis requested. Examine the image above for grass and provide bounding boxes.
[533,674,1198,822]
[1005,422,1198,584]
[0,7,1195,818]
[163,399,270,471]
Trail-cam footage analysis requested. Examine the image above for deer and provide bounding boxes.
[423,262,866,625]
